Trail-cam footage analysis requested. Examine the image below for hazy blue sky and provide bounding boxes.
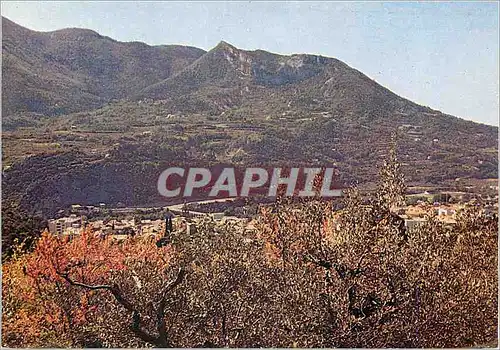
[2,1,498,126]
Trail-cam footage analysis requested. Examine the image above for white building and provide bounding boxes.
[48,215,82,235]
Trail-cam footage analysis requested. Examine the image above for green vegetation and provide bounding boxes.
[2,16,498,218]
[2,165,497,347]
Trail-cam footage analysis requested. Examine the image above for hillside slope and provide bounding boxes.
[1,19,497,216]
[2,17,205,117]
[135,40,418,116]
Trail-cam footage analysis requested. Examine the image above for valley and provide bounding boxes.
[1,17,497,218]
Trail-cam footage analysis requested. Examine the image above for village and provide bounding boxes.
[47,189,498,240]
[47,198,242,240]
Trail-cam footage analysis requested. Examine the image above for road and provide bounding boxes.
[109,197,238,218]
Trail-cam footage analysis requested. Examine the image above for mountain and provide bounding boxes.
[2,17,205,117]
[1,18,497,217]
[134,40,414,116]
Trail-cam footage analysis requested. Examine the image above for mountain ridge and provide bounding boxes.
[1,17,497,216]
[2,16,207,116]
[3,16,496,127]
[0,17,437,120]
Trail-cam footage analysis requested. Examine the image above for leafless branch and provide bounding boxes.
[156,267,186,347]
[57,270,159,346]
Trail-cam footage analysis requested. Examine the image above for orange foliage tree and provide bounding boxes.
[2,230,176,347]
[2,158,498,348]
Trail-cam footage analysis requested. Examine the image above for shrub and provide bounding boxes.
[2,194,497,347]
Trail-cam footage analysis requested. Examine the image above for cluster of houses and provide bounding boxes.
[48,203,230,239]
[48,215,83,235]
[48,216,168,239]
[48,196,497,239]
